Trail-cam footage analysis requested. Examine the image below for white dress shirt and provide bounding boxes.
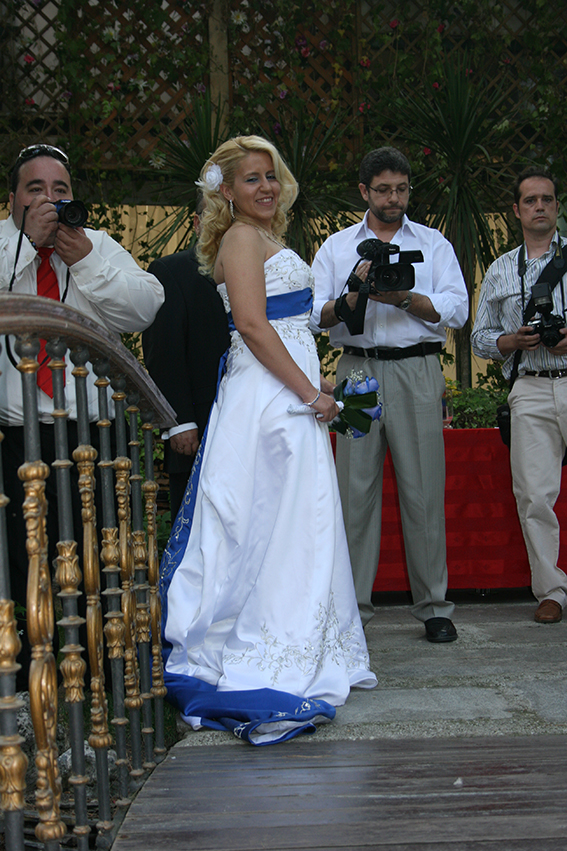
[311,212,468,348]
[0,214,164,424]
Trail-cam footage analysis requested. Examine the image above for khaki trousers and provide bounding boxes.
[509,375,567,607]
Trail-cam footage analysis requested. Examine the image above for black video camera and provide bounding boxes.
[54,199,89,228]
[347,238,423,293]
[526,281,565,348]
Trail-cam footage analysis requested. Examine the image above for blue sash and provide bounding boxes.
[227,286,313,331]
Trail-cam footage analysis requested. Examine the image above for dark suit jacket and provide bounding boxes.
[142,248,230,475]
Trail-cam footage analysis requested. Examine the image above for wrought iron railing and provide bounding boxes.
[0,293,177,851]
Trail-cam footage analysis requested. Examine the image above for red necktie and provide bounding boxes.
[36,247,62,398]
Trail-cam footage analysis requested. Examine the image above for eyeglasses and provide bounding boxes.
[14,144,69,167]
[367,184,412,198]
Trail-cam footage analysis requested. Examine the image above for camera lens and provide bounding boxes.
[55,200,88,228]
[379,267,401,287]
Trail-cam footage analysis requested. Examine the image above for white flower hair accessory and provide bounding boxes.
[195,163,223,192]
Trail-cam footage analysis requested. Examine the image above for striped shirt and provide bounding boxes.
[471,235,567,379]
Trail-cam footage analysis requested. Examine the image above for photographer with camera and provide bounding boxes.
[312,147,468,642]
[471,166,567,624]
[0,143,164,687]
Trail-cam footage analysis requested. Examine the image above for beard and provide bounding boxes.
[371,201,408,224]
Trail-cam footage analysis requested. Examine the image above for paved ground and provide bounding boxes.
[172,587,567,749]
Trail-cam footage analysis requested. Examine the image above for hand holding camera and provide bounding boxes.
[526,281,566,349]
[347,238,423,294]
[337,238,424,334]
[24,196,89,253]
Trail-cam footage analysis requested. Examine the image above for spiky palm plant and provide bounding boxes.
[142,91,228,257]
[396,56,513,387]
[263,106,358,263]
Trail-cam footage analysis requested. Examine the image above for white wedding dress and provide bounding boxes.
[159,248,376,745]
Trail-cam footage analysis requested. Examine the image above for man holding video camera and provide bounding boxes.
[471,166,567,624]
[312,147,468,642]
[0,143,164,687]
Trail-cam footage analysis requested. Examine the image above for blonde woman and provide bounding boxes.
[159,136,376,745]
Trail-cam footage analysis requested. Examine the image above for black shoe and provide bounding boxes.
[425,617,458,643]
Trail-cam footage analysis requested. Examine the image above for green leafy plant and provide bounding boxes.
[452,385,508,429]
[452,364,509,429]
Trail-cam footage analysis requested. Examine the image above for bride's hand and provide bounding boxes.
[319,374,336,395]
[312,392,340,423]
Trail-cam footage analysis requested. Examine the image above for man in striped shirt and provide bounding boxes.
[471,166,567,624]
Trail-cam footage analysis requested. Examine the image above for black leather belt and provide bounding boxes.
[343,342,442,361]
[523,369,567,379]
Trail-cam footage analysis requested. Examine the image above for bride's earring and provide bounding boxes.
[229,199,235,219]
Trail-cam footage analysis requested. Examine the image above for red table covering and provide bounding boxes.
[331,428,567,592]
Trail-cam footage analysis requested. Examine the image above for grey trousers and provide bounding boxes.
[335,351,454,626]
[509,375,567,608]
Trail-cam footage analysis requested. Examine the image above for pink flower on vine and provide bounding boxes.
[195,82,206,94]
[62,91,72,100]
[273,122,282,136]
[279,89,287,99]
[439,177,445,184]
[358,102,369,113]
[503,57,511,64]
[301,46,310,58]
[319,40,328,50]
[437,24,445,33]
[25,97,35,105]
[390,19,399,29]
[423,147,432,155]
[295,35,307,49]
[465,68,473,76]
[433,82,440,90]
[24,54,35,65]
[359,57,371,68]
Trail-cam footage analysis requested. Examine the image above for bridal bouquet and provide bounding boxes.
[332,371,382,439]
[287,371,381,438]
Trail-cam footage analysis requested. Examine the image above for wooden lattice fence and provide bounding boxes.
[1,1,567,198]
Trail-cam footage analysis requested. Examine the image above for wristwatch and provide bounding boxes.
[397,292,413,311]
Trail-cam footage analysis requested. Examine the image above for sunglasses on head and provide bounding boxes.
[14,144,69,167]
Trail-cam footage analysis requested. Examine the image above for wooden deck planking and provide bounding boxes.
[112,735,567,850]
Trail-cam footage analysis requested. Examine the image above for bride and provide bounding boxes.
[159,135,377,745]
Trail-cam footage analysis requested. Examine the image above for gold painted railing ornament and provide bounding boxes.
[0,294,177,851]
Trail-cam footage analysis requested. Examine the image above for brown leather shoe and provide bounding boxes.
[534,599,562,623]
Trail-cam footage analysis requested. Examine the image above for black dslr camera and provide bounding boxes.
[54,199,88,228]
[526,282,565,348]
[347,238,424,293]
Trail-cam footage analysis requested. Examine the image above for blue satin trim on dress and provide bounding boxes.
[165,675,335,745]
[227,286,313,331]
[158,284,334,745]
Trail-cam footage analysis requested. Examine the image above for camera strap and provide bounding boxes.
[509,238,567,386]
[5,207,70,370]
[336,262,371,335]
[519,238,567,325]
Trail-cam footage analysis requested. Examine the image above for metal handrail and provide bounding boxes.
[0,293,177,428]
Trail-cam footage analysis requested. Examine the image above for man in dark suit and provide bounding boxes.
[142,200,230,519]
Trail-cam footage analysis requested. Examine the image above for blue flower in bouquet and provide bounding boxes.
[333,371,382,438]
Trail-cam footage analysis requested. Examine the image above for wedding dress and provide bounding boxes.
[159,248,376,745]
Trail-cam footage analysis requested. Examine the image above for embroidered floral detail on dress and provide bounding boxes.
[223,593,369,686]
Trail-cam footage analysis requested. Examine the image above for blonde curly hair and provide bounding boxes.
[196,135,298,275]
